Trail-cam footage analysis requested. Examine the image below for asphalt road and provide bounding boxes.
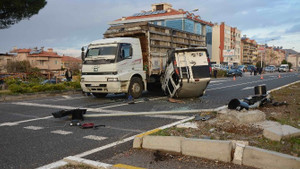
[0,72,299,169]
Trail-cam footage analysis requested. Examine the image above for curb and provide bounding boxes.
[134,135,300,169]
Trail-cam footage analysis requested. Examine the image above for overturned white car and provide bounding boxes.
[161,47,211,98]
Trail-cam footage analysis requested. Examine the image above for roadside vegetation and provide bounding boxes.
[0,62,81,95]
[3,77,81,94]
[152,82,300,157]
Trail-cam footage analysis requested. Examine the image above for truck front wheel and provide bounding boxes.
[128,77,143,99]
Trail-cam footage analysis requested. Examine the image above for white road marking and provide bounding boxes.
[144,115,188,120]
[210,80,228,83]
[207,74,298,91]
[36,160,68,169]
[83,135,107,141]
[11,102,125,114]
[51,130,72,135]
[0,116,52,127]
[208,83,223,87]
[75,115,195,158]
[24,126,44,130]
[241,86,254,90]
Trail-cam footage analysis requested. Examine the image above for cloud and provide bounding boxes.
[55,48,81,57]
[286,23,300,33]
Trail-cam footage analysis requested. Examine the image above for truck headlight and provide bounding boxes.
[107,78,118,82]
[81,77,84,82]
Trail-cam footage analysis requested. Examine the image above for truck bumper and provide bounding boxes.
[80,81,129,94]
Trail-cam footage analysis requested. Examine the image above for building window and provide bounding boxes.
[55,60,58,65]
[156,4,163,10]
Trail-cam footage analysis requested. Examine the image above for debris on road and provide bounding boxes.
[168,98,185,104]
[81,123,106,129]
[52,109,87,120]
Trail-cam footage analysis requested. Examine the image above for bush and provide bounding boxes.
[5,77,81,94]
[212,69,227,78]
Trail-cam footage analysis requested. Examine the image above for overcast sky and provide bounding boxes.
[0,0,299,56]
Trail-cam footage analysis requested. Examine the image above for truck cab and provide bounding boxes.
[80,38,146,98]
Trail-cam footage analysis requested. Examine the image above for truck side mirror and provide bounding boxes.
[81,47,85,61]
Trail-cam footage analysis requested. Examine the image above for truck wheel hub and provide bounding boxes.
[133,83,141,92]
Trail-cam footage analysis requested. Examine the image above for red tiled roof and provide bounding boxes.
[115,9,214,26]
[115,9,184,21]
[29,51,62,58]
[62,56,82,63]
[11,49,31,53]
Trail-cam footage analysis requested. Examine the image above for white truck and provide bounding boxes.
[80,22,211,98]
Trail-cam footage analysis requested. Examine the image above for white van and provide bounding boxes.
[279,64,289,72]
[161,47,211,98]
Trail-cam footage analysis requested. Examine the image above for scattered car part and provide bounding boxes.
[81,123,105,129]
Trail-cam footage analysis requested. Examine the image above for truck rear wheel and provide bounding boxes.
[128,77,143,99]
[92,93,107,98]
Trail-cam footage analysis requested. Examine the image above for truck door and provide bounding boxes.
[117,43,133,74]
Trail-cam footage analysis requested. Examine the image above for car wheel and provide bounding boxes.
[128,77,143,99]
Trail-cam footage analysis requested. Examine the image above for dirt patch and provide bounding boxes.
[152,82,300,157]
[258,83,300,128]
[103,149,256,169]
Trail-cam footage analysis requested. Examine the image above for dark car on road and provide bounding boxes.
[226,69,243,77]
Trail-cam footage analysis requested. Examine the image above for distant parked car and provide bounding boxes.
[238,65,246,72]
[226,69,243,77]
[278,64,289,72]
[265,65,276,72]
[247,65,256,72]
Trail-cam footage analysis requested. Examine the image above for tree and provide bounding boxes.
[0,0,47,29]
[281,60,288,64]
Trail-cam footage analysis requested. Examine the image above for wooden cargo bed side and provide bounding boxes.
[104,22,206,77]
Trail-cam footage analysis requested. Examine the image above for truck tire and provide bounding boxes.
[92,93,107,98]
[128,77,143,99]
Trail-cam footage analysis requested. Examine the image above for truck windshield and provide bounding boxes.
[86,46,117,58]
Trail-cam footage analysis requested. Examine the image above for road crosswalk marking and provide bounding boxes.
[24,126,44,130]
[51,130,73,135]
[83,135,107,141]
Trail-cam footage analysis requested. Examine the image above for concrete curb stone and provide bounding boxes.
[182,138,233,162]
[243,146,300,169]
[143,135,184,153]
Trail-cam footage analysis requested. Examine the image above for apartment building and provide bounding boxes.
[212,22,241,65]
[109,3,214,58]
[241,36,257,65]
[0,53,16,73]
[10,48,62,73]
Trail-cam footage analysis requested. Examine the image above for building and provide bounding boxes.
[0,53,16,73]
[241,36,257,65]
[285,49,299,70]
[211,22,241,65]
[10,47,62,73]
[109,3,214,58]
[61,56,82,70]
